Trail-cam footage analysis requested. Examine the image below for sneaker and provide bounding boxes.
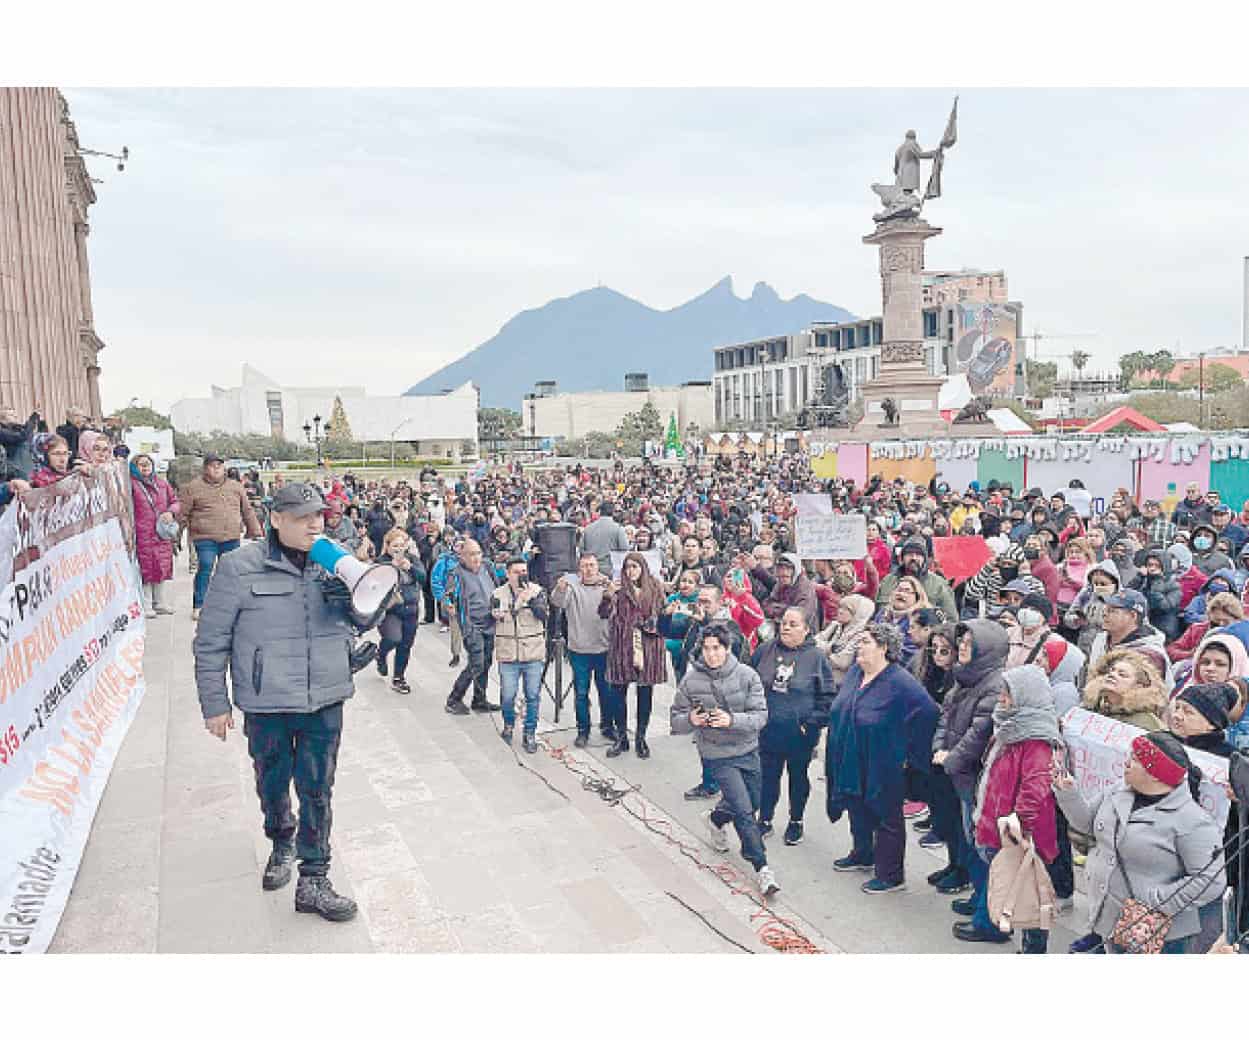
[703,811,730,853]
[500,724,514,744]
[903,801,927,818]
[439,625,449,634]
[757,865,780,898]
[758,819,774,839]
[951,897,976,917]
[683,784,718,800]
[1068,931,1103,954]
[261,840,296,891]
[833,854,874,872]
[935,869,971,895]
[927,865,956,887]
[470,699,501,713]
[145,607,157,619]
[391,677,411,695]
[522,731,538,754]
[952,921,1010,944]
[191,607,201,622]
[574,732,589,749]
[912,813,933,831]
[294,875,358,922]
[861,878,906,895]
[445,700,470,716]
[783,821,804,846]
[918,831,944,849]
[448,654,461,668]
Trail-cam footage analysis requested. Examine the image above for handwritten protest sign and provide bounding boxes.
[932,536,994,583]
[795,513,867,561]
[0,464,146,954]
[1062,707,1229,827]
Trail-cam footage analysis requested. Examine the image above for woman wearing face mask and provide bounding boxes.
[1191,523,1232,576]
[1056,537,1095,618]
[1131,548,1182,641]
[1005,595,1054,668]
[1053,731,1226,954]
[839,556,879,602]
[953,665,1062,950]
[1064,558,1122,656]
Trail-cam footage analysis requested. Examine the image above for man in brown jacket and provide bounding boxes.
[182,453,264,619]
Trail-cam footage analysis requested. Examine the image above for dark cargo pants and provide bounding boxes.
[244,702,343,877]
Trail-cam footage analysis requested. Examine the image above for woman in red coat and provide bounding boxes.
[599,551,668,759]
[954,663,1061,953]
[130,453,180,617]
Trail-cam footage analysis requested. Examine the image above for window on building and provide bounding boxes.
[872,322,883,345]
[815,332,827,348]
[923,310,938,338]
[266,391,284,439]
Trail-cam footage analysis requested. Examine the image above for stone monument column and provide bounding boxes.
[857,218,947,437]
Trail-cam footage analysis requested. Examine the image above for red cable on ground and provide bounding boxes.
[541,739,824,954]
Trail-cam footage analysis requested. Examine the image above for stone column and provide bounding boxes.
[856,218,948,438]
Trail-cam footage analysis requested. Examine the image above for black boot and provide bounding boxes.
[635,730,650,759]
[294,875,358,922]
[261,840,296,891]
[606,729,630,758]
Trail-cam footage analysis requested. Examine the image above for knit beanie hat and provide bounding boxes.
[1132,731,1191,788]
[1176,682,1238,732]
[1168,543,1193,572]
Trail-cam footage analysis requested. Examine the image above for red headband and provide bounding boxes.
[1130,735,1186,788]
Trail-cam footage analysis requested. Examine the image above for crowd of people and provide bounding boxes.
[5,411,1246,952]
[178,450,1240,953]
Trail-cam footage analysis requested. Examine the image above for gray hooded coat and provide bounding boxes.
[932,620,1010,797]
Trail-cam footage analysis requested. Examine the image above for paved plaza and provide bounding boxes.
[50,569,1085,954]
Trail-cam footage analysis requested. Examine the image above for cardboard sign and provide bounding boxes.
[931,536,994,583]
[1062,707,1229,828]
[794,513,866,560]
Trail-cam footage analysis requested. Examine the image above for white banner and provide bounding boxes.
[0,465,146,954]
[1062,707,1229,828]
[795,513,867,561]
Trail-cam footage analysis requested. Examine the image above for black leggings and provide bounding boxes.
[613,683,653,737]
[380,617,418,679]
[759,744,815,823]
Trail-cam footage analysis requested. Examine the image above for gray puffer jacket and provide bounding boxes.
[671,655,767,761]
[194,539,360,718]
[933,620,1009,797]
[1055,781,1225,942]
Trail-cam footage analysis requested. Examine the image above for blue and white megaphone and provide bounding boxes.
[309,536,400,615]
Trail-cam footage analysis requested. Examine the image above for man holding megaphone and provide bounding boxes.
[194,482,396,923]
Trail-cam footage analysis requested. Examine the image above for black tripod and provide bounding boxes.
[538,604,575,723]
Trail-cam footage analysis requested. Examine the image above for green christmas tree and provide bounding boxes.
[664,413,684,458]
[328,395,352,444]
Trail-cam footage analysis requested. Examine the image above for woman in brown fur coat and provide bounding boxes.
[599,551,668,759]
[1080,648,1167,732]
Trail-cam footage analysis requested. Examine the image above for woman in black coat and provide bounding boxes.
[376,528,424,695]
[751,607,836,845]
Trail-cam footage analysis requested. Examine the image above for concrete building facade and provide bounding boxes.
[0,89,107,423]
[171,365,479,459]
[521,379,713,442]
[711,324,881,428]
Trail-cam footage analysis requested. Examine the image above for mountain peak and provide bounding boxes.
[406,280,856,406]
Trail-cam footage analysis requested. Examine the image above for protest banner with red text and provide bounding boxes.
[0,464,145,954]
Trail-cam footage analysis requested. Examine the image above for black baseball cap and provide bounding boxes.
[203,452,224,464]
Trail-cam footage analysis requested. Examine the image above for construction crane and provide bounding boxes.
[1016,329,1098,365]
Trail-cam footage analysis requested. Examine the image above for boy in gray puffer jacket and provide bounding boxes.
[672,621,777,896]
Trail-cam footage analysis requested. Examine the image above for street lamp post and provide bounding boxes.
[302,413,332,467]
[390,418,413,468]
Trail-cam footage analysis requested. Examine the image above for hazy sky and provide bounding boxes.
[67,88,1249,414]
